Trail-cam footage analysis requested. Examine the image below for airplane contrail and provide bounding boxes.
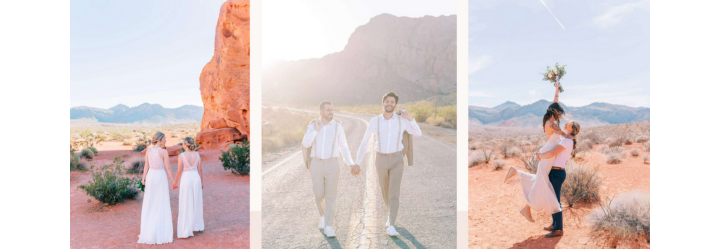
[539,0,566,30]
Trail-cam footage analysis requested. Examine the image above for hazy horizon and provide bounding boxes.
[469,98,649,109]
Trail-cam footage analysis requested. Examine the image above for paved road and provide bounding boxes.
[262,112,456,248]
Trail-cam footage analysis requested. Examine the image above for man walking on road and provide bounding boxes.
[355,92,422,236]
[302,101,361,238]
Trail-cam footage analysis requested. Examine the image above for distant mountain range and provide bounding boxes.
[263,14,457,105]
[469,100,649,128]
[70,103,203,124]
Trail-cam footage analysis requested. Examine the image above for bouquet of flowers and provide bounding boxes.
[541,63,566,93]
[136,178,145,192]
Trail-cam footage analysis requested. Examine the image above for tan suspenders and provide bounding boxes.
[312,121,338,158]
[377,114,402,153]
[303,119,338,169]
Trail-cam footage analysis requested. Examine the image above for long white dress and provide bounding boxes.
[516,122,563,215]
[177,152,204,238]
[138,146,174,244]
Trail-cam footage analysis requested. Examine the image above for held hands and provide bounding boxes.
[400,110,414,121]
[172,182,178,190]
[350,164,361,176]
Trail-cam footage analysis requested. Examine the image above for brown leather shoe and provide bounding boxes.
[545,230,563,238]
[543,225,554,231]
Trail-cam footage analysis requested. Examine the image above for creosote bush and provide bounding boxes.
[220,141,250,176]
[588,191,650,247]
[643,154,650,164]
[629,148,640,157]
[562,161,602,207]
[643,142,650,152]
[81,148,94,160]
[77,156,140,205]
[519,152,539,174]
[635,135,649,143]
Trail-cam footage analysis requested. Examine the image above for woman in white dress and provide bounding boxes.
[172,137,205,238]
[138,132,175,244]
[503,83,575,222]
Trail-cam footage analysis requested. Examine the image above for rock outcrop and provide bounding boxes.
[197,0,250,149]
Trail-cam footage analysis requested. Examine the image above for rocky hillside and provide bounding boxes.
[70,104,203,124]
[469,100,649,127]
[263,14,457,105]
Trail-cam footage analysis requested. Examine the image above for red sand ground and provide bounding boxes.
[70,148,249,248]
[469,143,650,248]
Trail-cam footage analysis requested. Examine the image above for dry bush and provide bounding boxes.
[629,148,640,157]
[643,154,650,164]
[469,149,493,166]
[597,144,610,153]
[562,161,602,207]
[122,140,132,146]
[577,140,595,153]
[635,135,649,143]
[508,147,522,158]
[126,157,145,174]
[601,145,625,155]
[643,142,650,152]
[606,153,623,164]
[262,107,315,153]
[574,151,587,160]
[588,191,650,247]
[608,137,624,147]
[518,152,539,174]
[492,159,506,171]
[427,116,445,126]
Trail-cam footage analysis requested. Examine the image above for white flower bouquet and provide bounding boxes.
[541,63,566,93]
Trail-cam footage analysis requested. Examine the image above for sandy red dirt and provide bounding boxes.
[70,148,249,248]
[469,143,650,248]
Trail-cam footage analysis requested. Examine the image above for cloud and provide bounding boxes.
[468,91,491,97]
[593,0,649,28]
[469,55,494,74]
[529,90,536,96]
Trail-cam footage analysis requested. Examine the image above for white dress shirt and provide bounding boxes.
[355,113,422,165]
[302,119,354,165]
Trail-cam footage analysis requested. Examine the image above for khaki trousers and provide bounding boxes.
[310,158,340,227]
[375,151,404,226]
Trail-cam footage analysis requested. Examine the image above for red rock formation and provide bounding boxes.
[196,128,247,150]
[197,0,250,149]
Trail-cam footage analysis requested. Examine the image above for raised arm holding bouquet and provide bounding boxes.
[542,63,566,93]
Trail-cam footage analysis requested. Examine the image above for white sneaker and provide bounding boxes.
[385,217,390,227]
[324,226,336,237]
[318,216,325,229]
[387,226,399,236]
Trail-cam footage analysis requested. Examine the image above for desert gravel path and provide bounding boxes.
[262,112,457,248]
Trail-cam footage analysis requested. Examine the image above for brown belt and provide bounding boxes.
[551,167,564,170]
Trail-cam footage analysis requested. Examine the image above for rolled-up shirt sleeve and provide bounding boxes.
[404,118,422,136]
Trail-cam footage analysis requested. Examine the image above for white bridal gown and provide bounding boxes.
[516,121,563,215]
[137,146,174,244]
[177,152,205,238]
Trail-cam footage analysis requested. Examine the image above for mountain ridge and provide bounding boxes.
[70,103,203,124]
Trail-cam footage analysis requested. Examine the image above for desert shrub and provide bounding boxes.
[126,158,145,174]
[623,136,633,145]
[77,157,139,205]
[436,104,457,128]
[608,137,624,147]
[562,161,602,207]
[122,140,132,146]
[606,153,623,164]
[643,154,650,164]
[468,143,478,151]
[597,144,610,153]
[133,138,151,152]
[87,146,99,156]
[577,140,595,153]
[427,116,445,126]
[519,152,539,174]
[408,101,434,123]
[171,131,178,138]
[81,148,94,159]
[220,141,250,176]
[629,148,640,157]
[507,147,522,158]
[635,135,649,143]
[588,191,650,247]
[262,107,314,152]
[643,142,650,152]
[492,159,506,171]
[601,145,625,155]
[468,149,492,167]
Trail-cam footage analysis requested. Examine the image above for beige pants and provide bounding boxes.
[310,158,340,227]
[376,151,404,226]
